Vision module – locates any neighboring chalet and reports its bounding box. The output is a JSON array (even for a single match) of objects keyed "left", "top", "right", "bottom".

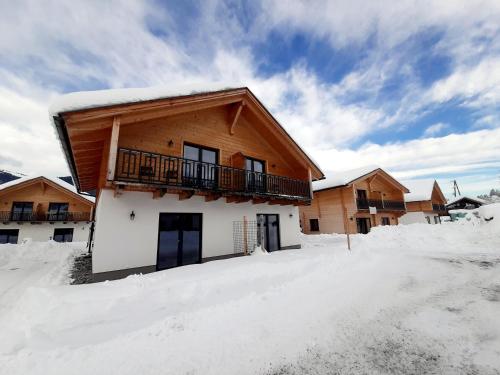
[
  {"left": 0, "top": 176, "right": 94, "bottom": 244},
  {"left": 446, "top": 196, "right": 484, "bottom": 210},
  {"left": 300, "top": 166, "right": 409, "bottom": 234},
  {"left": 50, "top": 85, "right": 324, "bottom": 281},
  {"left": 399, "top": 179, "right": 447, "bottom": 225}
]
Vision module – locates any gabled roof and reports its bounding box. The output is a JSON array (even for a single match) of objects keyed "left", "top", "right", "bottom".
[
  {"left": 0, "top": 176, "right": 95, "bottom": 204},
  {"left": 446, "top": 195, "right": 485, "bottom": 206},
  {"left": 402, "top": 179, "right": 446, "bottom": 203},
  {"left": 50, "top": 85, "right": 325, "bottom": 192},
  {"left": 313, "top": 165, "right": 409, "bottom": 193}
]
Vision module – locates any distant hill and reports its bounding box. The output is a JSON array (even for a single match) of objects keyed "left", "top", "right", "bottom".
[{"left": 0, "top": 170, "right": 25, "bottom": 184}]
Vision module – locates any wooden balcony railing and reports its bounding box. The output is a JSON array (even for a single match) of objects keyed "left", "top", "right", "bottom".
[
  {"left": 432, "top": 203, "right": 447, "bottom": 212},
  {"left": 356, "top": 198, "right": 406, "bottom": 211},
  {"left": 115, "top": 147, "right": 311, "bottom": 200},
  {"left": 0, "top": 211, "right": 91, "bottom": 222}
]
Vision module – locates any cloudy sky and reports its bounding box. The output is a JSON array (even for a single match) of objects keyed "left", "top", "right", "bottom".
[{"left": 1, "top": 0, "right": 499, "bottom": 198}]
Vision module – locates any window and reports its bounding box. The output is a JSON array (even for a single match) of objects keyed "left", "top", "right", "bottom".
[
  {"left": 309, "top": 218, "right": 320, "bottom": 232},
  {"left": 11, "top": 202, "right": 33, "bottom": 221},
  {"left": 245, "top": 157, "right": 266, "bottom": 193},
  {"left": 434, "top": 216, "right": 440, "bottom": 224},
  {"left": 0, "top": 229, "right": 19, "bottom": 244},
  {"left": 381, "top": 217, "right": 390, "bottom": 226},
  {"left": 48, "top": 202, "right": 69, "bottom": 221},
  {"left": 182, "top": 143, "right": 218, "bottom": 188},
  {"left": 53, "top": 228, "right": 74, "bottom": 242}
]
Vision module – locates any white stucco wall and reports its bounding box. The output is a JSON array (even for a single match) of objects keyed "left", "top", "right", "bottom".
[
  {"left": 92, "top": 189, "right": 302, "bottom": 274},
  {"left": 0, "top": 221, "right": 91, "bottom": 243},
  {"left": 400, "top": 211, "right": 440, "bottom": 225}
]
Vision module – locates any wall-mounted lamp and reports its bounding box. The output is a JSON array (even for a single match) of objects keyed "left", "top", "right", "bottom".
[
  {"left": 130, "top": 211, "right": 136, "bottom": 221},
  {"left": 350, "top": 217, "right": 354, "bottom": 221},
  {"left": 168, "top": 139, "right": 174, "bottom": 147},
  {"left": 289, "top": 213, "right": 293, "bottom": 218},
  {"left": 272, "top": 164, "right": 276, "bottom": 168}
]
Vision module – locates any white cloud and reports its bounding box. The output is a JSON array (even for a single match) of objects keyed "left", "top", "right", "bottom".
[
  {"left": 423, "top": 122, "right": 449, "bottom": 137},
  {"left": 311, "top": 128, "right": 500, "bottom": 196},
  {"left": 0, "top": 0, "right": 498, "bottom": 197},
  {"left": 429, "top": 56, "right": 500, "bottom": 106}
]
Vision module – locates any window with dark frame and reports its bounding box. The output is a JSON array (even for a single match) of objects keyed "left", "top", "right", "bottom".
[
  {"left": 309, "top": 218, "right": 320, "bottom": 232},
  {"left": 182, "top": 143, "right": 218, "bottom": 189},
  {"left": 11, "top": 202, "right": 33, "bottom": 221},
  {"left": 53, "top": 228, "right": 74, "bottom": 243},
  {"left": 381, "top": 217, "right": 390, "bottom": 226},
  {"left": 0, "top": 229, "right": 19, "bottom": 244},
  {"left": 48, "top": 202, "right": 69, "bottom": 221}
]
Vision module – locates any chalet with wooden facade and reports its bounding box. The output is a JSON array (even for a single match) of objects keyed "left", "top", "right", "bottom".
[
  {"left": 50, "top": 85, "right": 324, "bottom": 281},
  {"left": 299, "top": 166, "right": 409, "bottom": 234},
  {"left": 400, "top": 179, "right": 447, "bottom": 225},
  {"left": 446, "top": 196, "right": 484, "bottom": 210},
  {"left": 0, "top": 176, "right": 94, "bottom": 244}
]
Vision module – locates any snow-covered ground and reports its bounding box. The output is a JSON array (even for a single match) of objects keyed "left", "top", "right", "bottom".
[{"left": 0, "top": 207, "right": 499, "bottom": 374}]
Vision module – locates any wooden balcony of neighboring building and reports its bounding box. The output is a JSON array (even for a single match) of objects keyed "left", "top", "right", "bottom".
[
  {"left": 114, "top": 147, "right": 311, "bottom": 202},
  {"left": 432, "top": 203, "right": 447, "bottom": 214},
  {"left": 356, "top": 198, "right": 406, "bottom": 211},
  {"left": 0, "top": 211, "right": 92, "bottom": 223}
]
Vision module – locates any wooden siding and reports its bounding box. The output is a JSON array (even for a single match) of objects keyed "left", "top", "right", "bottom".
[
  {"left": 117, "top": 106, "right": 306, "bottom": 180},
  {"left": 406, "top": 182, "right": 447, "bottom": 213},
  {"left": 0, "top": 180, "right": 93, "bottom": 216},
  {"left": 300, "top": 170, "right": 406, "bottom": 234}
]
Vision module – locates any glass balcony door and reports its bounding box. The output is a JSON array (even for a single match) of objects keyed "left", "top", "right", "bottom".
[
  {"left": 183, "top": 144, "right": 218, "bottom": 189},
  {"left": 245, "top": 157, "right": 266, "bottom": 193}
]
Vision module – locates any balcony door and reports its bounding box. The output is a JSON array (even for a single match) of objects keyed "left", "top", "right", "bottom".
[
  {"left": 257, "top": 214, "right": 280, "bottom": 252},
  {"left": 246, "top": 157, "right": 266, "bottom": 193},
  {"left": 11, "top": 202, "right": 33, "bottom": 221},
  {"left": 48, "top": 202, "right": 69, "bottom": 221},
  {"left": 183, "top": 144, "right": 218, "bottom": 189},
  {"left": 157, "top": 213, "right": 202, "bottom": 270},
  {"left": 356, "top": 218, "right": 371, "bottom": 234}
]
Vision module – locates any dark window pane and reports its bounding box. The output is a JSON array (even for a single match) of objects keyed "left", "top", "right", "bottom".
[
  {"left": 310, "top": 219, "right": 320, "bottom": 231},
  {"left": 0, "top": 229, "right": 19, "bottom": 244},
  {"left": 183, "top": 145, "right": 199, "bottom": 161},
  {"left": 253, "top": 161, "right": 264, "bottom": 173},
  {"left": 201, "top": 149, "right": 216, "bottom": 164}
]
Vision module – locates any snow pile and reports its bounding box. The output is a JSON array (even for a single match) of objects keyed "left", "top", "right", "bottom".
[{"left": 0, "top": 225, "right": 499, "bottom": 374}]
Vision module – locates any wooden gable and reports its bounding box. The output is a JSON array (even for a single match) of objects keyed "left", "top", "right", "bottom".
[{"left": 54, "top": 88, "right": 324, "bottom": 193}]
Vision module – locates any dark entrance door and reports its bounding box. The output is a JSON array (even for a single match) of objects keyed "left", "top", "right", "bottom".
[
  {"left": 257, "top": 214, "right": 280, "bottom": 252},
  {"left": 356, "top": 218, "right": 371, "bottom": 234},
  {"left": 157, "top": 213, "right": 202, "bottom": 270}
]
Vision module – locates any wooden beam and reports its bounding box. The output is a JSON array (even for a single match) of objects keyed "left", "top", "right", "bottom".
[
  {"left": 269, "top": 199, "right": 289, "bottom": 205},
  {"left": 229, "top": 101, "right": 244, "bottom": 135},
  {"left": 252, "top": 197, "right": 267, "bottom": 204},
  {"left": 340, "top": 188, "right": 351, "bottom": 250},
  {"left": 178, "top": 191, "right": 194, "bottom": 200},
  {"left": 106, "top": 116, "right": 120, "bottom": 181},
  {"left": 226, "top": 196, "right": 251, "bottom": 204},
  {"left": 205, "top": 193, "right": 222, "bottom": 202},
  {"left": 153, "top": 189, "right": 167, "bottom": 199}
]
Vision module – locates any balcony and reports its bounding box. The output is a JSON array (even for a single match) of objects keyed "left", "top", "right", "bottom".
[
  {"left": 0, "top": 211, "right": 91, "bottom": 222},
  {"left": 115, "top": 148, "right": 311, "bottom": 201},
  {"left": 356, "top": 198, "right": 406, "bottom": 211},
  {"left": 432, "top": 203, "right": 447, "bottom": 213}
]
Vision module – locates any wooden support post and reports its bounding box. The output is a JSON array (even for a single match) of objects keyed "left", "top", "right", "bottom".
[
  {"left": 340, "top": 188, "right": 351, "bottom": 251},
  {"left": 107, "top": 116, "right": 120, "bottom": 181},
  {"left": 179, "top": 191, "right": 194, "bottom": 200},
  {"left": 307, "top": 168, "right": 313, "bottom": 200},
  {"left": 243, "top": 215, "right": 248, "bottom": 255}
]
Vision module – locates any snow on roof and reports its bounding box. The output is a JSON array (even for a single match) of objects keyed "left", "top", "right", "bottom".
[
  {"left": 0, "top": 176, "right": 95, "bottom": 203},
  {"left": 313, "top": 165, "right": 380, "bottom": 191},
  {"left": 401, "top": 179, "right": 436, "bottom": 202},
  {"left": 446, "top": 195, "right": 485, "bottom": 206},
  {"left": 49, "top": 83, "right": 325, "bottom": 179},
  {"left": 49, "top": 82, "right": 244, "bottom": 115}
]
